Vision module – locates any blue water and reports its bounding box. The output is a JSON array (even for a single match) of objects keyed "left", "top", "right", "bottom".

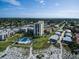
[
  {"left": 21, "top": 37, "right": 29, "bottom": 42},
  {"left": 18, "top": 37, "right": 31, "bottom": 42}
]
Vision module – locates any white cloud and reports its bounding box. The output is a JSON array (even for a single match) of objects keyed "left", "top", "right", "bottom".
[
  {"left": 36, "top": 0, "right": 46, "bottom": 5},
  {"left": 40, "top": 0, "right": 45, "bottom": 5},
  {"left": 40, "top": 0, "right": 44, "bottom": 3},
  {"left": 1, "top": 0, "right": 21, "bottom": 6}
]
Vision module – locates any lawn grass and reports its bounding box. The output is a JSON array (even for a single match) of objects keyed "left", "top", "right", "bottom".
[
  {"left": 33, "top": 31, "right": 55, "bottom": 49},
  {"left": 0, "top": 33, "right": 23, "bottom": 52},
  {"left": 33, "top": 36, "right": 50, "bottom": 49}
]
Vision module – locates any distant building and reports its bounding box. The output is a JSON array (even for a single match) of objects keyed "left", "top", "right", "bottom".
[
  {"left": 0, "top": 29, "right": 15, "bottom": 41},
  {"left": 20, "top": 27, "right": 28, "bottom": 32},
  {"left": 20, "top": 25, "right": 34, "bottom": 35},
  {"left": 13, "top": 28, "right": 20, "bottom": 32},
  {"left": 0, "top": 30, "right": 10, "bottom": 40},
  {"left": 34, "top": 21, "right": 44, "bottom": 36},
  {"left": 0, "top": 32, "right": 7, "bottom": 40}
]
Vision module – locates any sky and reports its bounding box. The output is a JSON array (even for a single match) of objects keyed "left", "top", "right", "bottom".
[{"left": 0, "top": 0, "right": 79, "bottom": 18}]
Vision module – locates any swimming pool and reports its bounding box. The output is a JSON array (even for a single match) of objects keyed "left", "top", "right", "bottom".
[{"left": 17, "top": 37, "right": 31, "bottom": 44}]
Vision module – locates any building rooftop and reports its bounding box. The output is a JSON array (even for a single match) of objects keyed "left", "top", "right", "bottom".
[
  {"left": 65, "top": 33, "right": 72, "bottom": 37},
  {"left": 63, "top": 36, "right": 72, "bottom": 42},
  {"left": 55, "top": 32, "right": 61, "bottom": 36},
  {"left": 65, "top": 29, "right": 71, "bottom": 33},
  {"left": 49, "top": 35, "right": 59, "bottom": 40}
]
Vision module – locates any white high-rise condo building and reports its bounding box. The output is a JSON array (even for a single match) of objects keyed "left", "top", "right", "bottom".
[{"left": 34, "top": 21, "right": 44, "bottom": 36}]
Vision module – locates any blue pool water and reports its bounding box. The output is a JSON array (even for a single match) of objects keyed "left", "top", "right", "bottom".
[
  {"left": 17, "top": 37, "right": 31, "bottom": 42},
  {"left": 21, "top": 37, "right": 30, "bottom": 42}
]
